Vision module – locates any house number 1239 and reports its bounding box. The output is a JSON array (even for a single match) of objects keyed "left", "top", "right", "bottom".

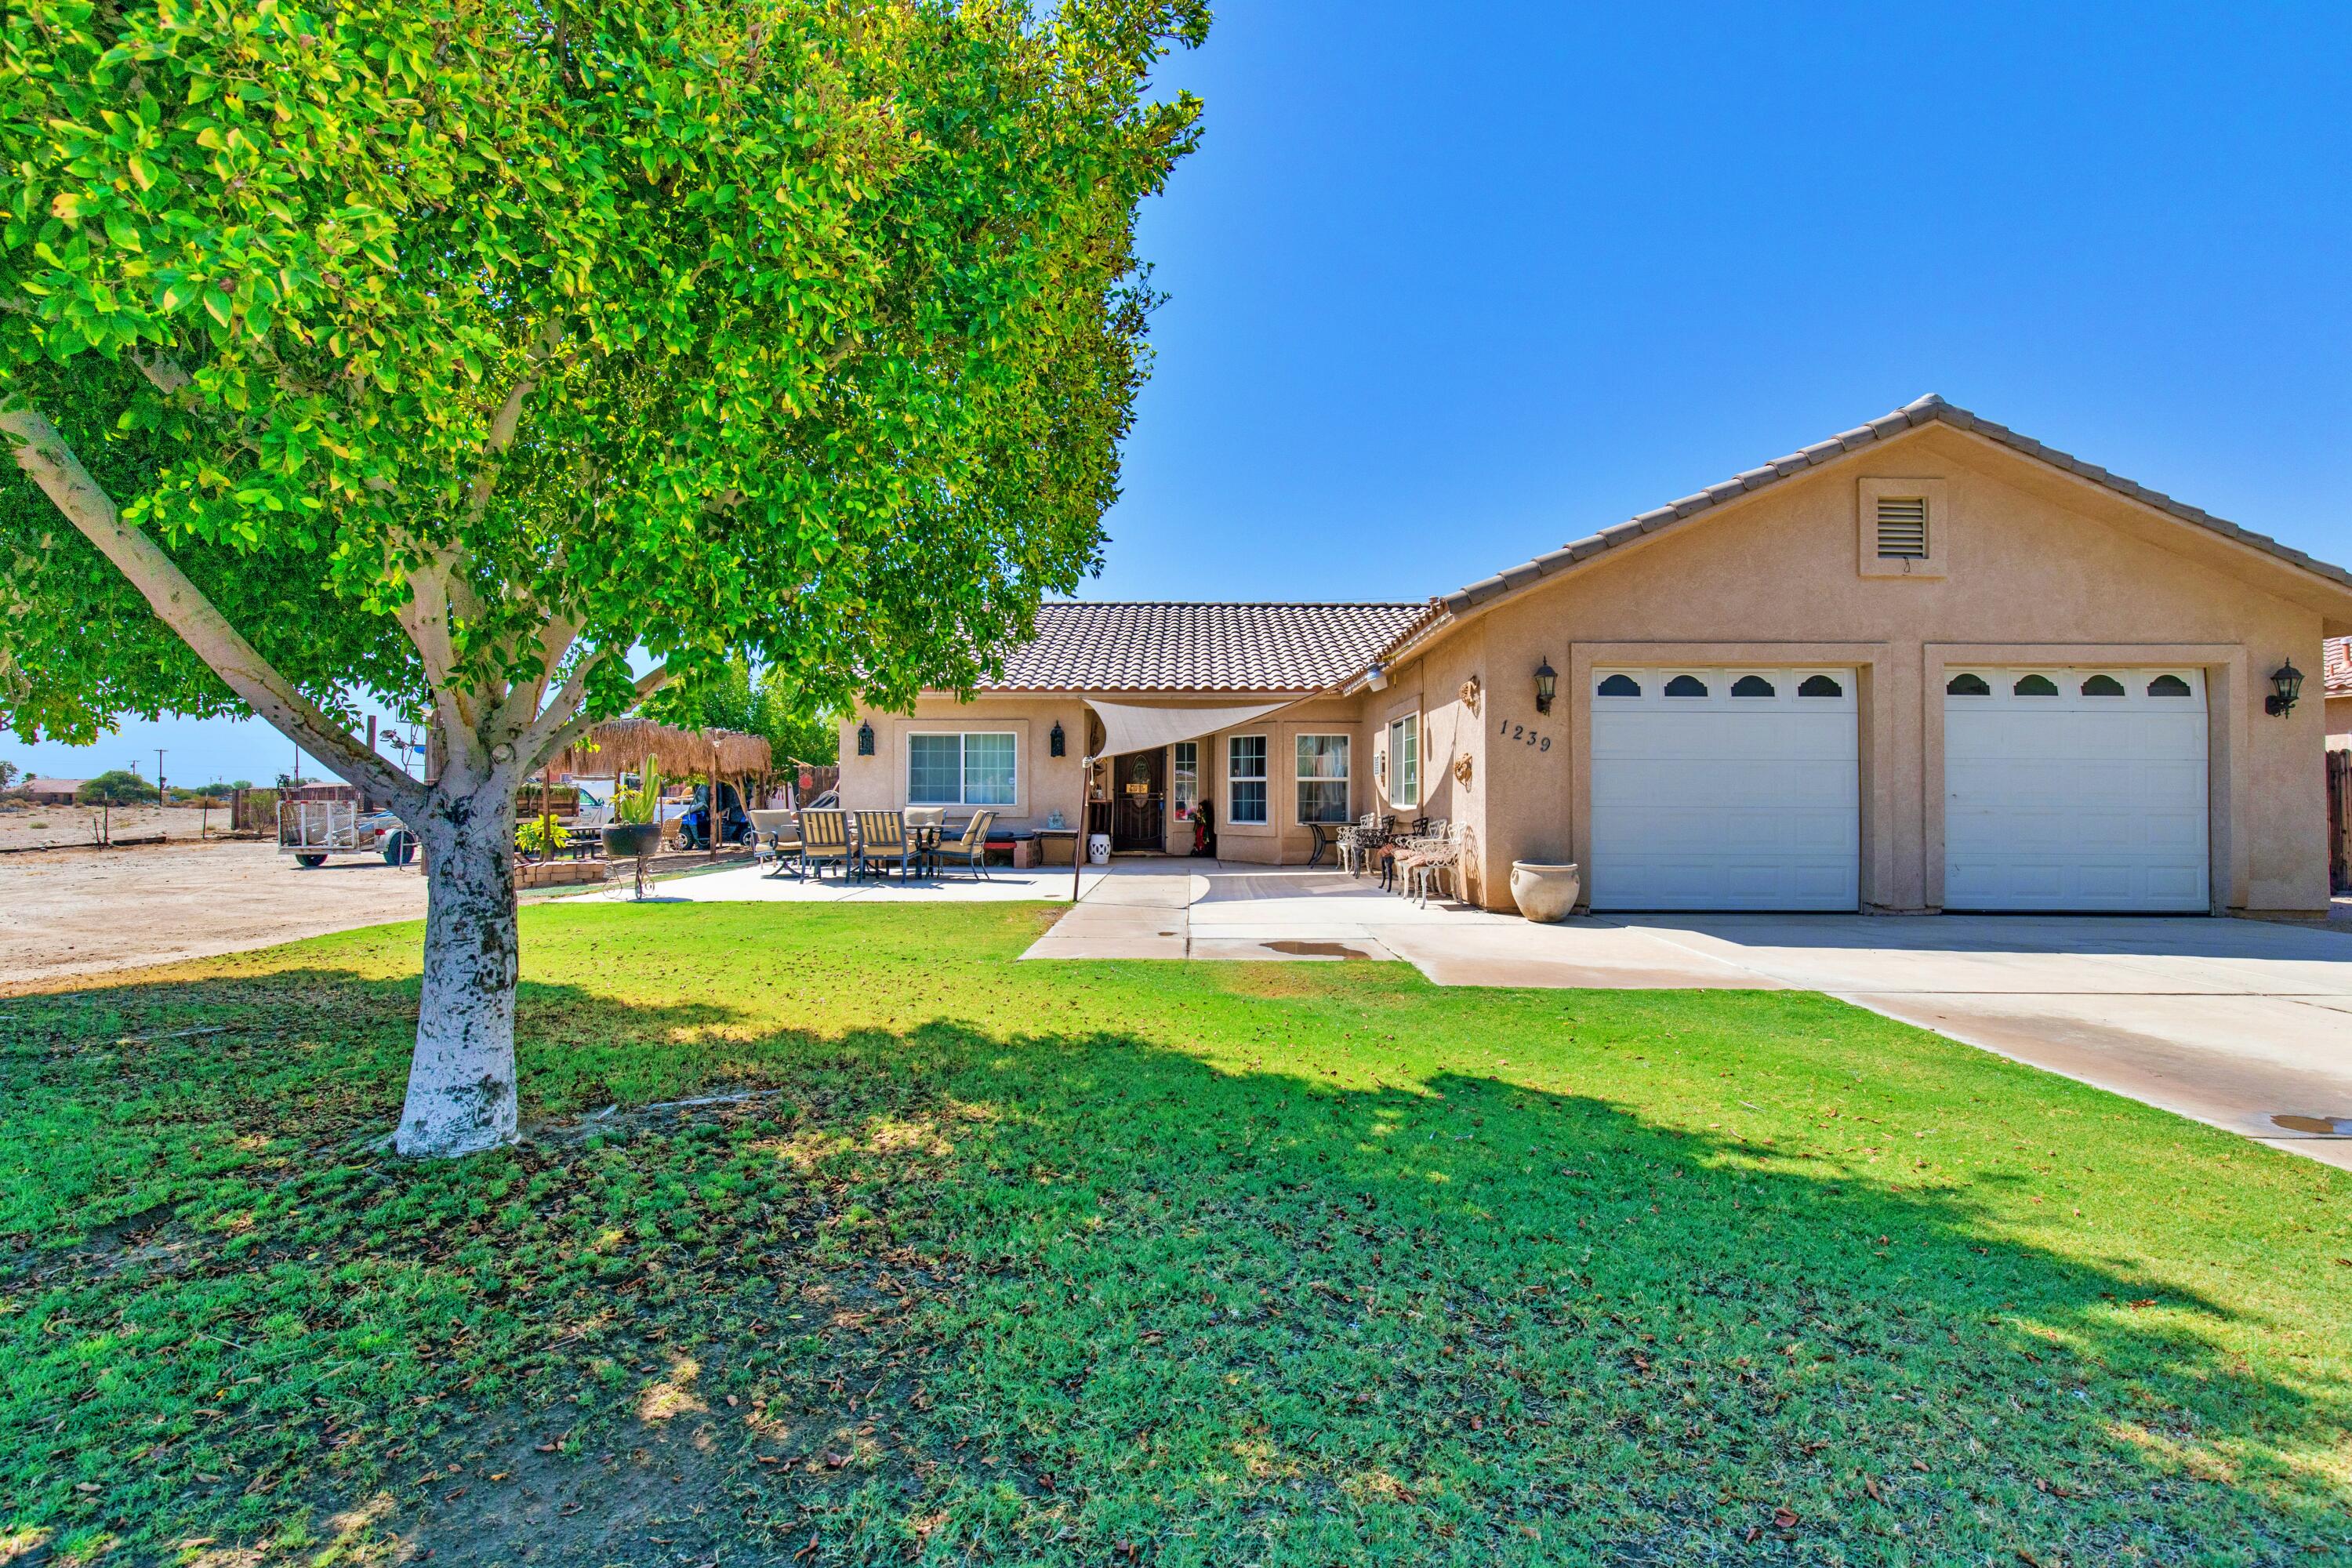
[{"left": 1499, "top": 717, "right": 1552, "bottom": 752}]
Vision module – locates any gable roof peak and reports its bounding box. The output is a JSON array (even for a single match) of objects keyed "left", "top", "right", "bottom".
[{"left": 1434, "top": 395, "right": 2352, "bottom": 619}]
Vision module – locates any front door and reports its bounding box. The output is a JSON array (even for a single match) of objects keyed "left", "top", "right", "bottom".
[{"left": 1110, "top": 748, "right": 1167, "bottom": 851}]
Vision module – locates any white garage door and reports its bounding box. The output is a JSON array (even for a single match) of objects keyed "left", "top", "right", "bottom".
[
  {"left": 1943, "top": 667, "right": 2209, "bottom": 912},
  {"left": 1590, "top": 667, "right": 1859, "bottom": 910}
]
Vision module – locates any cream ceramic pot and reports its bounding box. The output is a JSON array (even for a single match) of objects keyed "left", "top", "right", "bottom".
[{"left": 1509, "top": 861, "right": 1581, "bottom": 922}]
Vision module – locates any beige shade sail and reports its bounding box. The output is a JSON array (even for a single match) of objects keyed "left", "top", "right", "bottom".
[{"left": 1083, "top": 698, "right": 1294, "bottom": 760}]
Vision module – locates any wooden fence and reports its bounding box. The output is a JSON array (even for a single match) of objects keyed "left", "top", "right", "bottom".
[{"left": 2330, "top": 749, "right": 2350, "bottom": 895}]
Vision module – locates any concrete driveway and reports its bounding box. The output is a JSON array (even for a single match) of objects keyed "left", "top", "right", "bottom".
[{"left": 1026, "top": 867, "right": 2352, "bottom": 1167}]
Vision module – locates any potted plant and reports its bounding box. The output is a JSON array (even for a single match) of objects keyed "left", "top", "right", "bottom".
[{"left": 601, "top": 767, "right": 665, "bottom": 862}]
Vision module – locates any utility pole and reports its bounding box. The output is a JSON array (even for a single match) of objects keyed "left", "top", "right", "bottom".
[{"left": 155, "top": 748, "right": 166, "bottom": 809}]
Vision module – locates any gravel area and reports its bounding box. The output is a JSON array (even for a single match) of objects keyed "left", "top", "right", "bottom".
[
  {"left": 0, "top": 837, "right": 427, "bottom": 990},
  {"left": 0, "top": 803, "right": 233, "bottom": 851}
]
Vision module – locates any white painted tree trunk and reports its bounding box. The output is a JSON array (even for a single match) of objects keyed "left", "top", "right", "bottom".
[{"left": 395, "top": 786, "right": 521, "bottom": 1157}]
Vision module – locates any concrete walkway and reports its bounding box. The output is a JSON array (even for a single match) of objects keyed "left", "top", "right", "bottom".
[
  {"left": 561, "top": 861, "right": 1116, "bottom": 905},
  {"left": 1025, "top": 867, "right": 2352, "bottom": 1168}
]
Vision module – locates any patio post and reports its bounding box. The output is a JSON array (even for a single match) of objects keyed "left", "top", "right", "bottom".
[{"left": 1074, "top": 753, "right": 1091, "bottom": 902}]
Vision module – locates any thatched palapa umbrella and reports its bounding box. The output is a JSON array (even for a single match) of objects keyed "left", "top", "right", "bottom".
[{"left": 545, "top": 717, "right": 774, "bottom": 856}]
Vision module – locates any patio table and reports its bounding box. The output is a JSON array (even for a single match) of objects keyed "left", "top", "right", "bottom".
[
  {"left": 852, "top": 821, "right": 942, "bottom": 881},
  {"left": 909, "top": 822, "right": 942, "bottom": 879},
  {"left": 1030, "top": 827, "right": 1080, "bottom": 868}
]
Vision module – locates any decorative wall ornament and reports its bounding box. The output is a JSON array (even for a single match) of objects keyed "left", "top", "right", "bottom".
[
  {"left": 1459, "top": 676, "right": 1481, "bottom": 715},
  {"left": 1452, "top": 753, "right": 1473, "bottom": 787},
  {"left": 855, "top": 721, "right": 875, "bottom": 757}
]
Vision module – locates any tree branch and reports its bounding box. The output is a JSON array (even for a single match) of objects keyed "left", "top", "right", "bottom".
[
  {"left": 4, "top": 407, "right": 424, "bottom": 815},
  {"left": 466, "top": 321, "right": 564, "bottom": 521}
]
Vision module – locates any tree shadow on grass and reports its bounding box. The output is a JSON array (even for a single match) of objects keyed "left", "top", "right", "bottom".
[{"left": 3, "top": 972, "right": 2348, "bottom": 1566}]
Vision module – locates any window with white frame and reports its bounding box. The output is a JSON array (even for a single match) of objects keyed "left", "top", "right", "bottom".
[
  {"left": 906, "top": 731, "right": 1017, "bottom": 807},
  {"left": 1172, "top": 741, "right": 1200, "bottom": 819},
  {"left": 1385, "top": 713, "right": 1419, "bottom": 808},
  {"left": 1228, "top": 735, "right": 1268, "bottom": 825},
  {"left": 1296, "top": 734, "right": 1351, "bottom": 823}
]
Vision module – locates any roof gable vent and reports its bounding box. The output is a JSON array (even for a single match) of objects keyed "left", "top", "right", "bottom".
[{"left": 1875, "top": 495, "right": 1929, "bottom": 558}]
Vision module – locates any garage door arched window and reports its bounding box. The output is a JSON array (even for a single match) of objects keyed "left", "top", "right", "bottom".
[
  {"left": 1663, "top": 674, "right": 1708, "bottom": 698},
  {"left": 2147, "top": 673, "right": 2193, "bottom": 697},
  {"left": 1946, "top": 672, "right": 1991, "bottom": 696},
  {"left": 2080, "top": 673, "right": 2126, "bottom": 697},
  {"left": 1798, "top": 674, "right": 1843, "bottom": 698},
  {"left": 1730, "top": 675, "right": 1776, "bottom": 698},
  {"left": 2012, "top": 673, "right": 2060, "bottom": 697},
  {"left": 1595, "top": 673, "right": 1641, "bottom": 697}
]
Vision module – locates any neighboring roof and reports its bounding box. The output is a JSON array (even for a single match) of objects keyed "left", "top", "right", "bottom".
[
  {"left": 1440, "top": 394, "right": 2352, "bottom": 618},
  {"left": 21, "top": 776, "right": 85, "bottom": 791},
  {"left": 976, "top": 601, "right": 1437, "bottom": 693},
  {"left": 2326, "top": 636, "right": 2350, "bottom": 699}
]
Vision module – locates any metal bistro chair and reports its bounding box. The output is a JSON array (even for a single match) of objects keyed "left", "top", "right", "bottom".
[
  {"left": 1382, "top": 817, "right": 1444, "bottom": 894},
  {"left": 1341, "top": 811, "right": 1393, "bottom": 877},
  {"left": 797, "top": 808, "right": 854, "bottom": 880},
  {"left": 853, "top": 810, "right": 916, "bottom": 882},
  {"left": 1406, "top": 822, "right": 1469, "bottom": 907},
  {"left": 748, "top": 808, "right": 800, "bottom": 877}
]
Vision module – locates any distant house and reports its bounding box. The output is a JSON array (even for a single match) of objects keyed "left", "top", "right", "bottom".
[{"left": 21, "top": 777, "right": 83, "bottom": 806}]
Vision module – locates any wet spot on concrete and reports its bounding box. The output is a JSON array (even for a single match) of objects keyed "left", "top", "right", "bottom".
[
  {"left": 1262, "top": 940, "right": 1370, "bottom": 960},
  {"left": 2267, "top": 1113, "right": 2351, "bottom": 1135}
]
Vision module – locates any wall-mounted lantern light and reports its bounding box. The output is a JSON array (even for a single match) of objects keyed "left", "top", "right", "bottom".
[
  {"left": 1365, "top": 659, "right": 1388, "bottom": 692},
  {"left": 1049, "top": 720, "right": 1066, "bottom": 757},
  {"left": 2266, "top": 661, "right": 2304, "bottom": 717},
  {"left": 1534, "top": 658, "right": 1558, "bottom": 714},
  {"left": 856, "top": 720, "right": 876, "bottom": 756}
]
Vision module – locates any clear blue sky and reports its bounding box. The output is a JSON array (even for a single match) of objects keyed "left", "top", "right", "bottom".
[{"left": 10, "top": 0, "right": 2347, "bottom": 784}]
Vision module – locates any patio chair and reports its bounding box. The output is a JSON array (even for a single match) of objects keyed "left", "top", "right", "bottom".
[
  {"left": 797, "top": 808, "right": 854, "bottom": 880},
  {"left": 854, "top": 809, "right": 916, "bottom": 881},
  {"left": 748, "top": 809, "right": 800, "bottom": 877},
  {"left": 1341, "top": 812, "right": 1394, "bottom": 877},
  {"left": 937, "top": 809, "right": 997, "bottom": 880},
  {"left": 1406, "top": 822, "right": 1469, "bottom": 907},
  {"left": 1383, "top": 818, "right": 1447, "bottom": 894}
]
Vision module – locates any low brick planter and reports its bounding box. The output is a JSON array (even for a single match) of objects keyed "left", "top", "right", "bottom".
[{"left": 516, "top": 858, "right": 609, "bottom": 890}]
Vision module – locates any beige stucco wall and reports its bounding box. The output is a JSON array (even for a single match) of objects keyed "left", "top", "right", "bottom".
[
  {"left": 2328, "top": 692, "right": 2352, "bottom": 747},
  {"left": 837, "top": 695, "right": 1092, "bottom": 842},
  {"left": 1447, "top": 422, "right": 2338, "bottom": 914},
  {"left": 838, "top": 691, "right": 1377, "bottom": 865}
]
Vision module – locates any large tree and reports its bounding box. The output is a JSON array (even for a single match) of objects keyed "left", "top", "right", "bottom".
[{"left": 1, "top": 0, "right": 1204, "bottom": 1155}]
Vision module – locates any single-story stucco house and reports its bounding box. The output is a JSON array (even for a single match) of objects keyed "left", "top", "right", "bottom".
[
  {"left": 20, "top": 776, "right": 84, "bottom": 806},
  {"left": 842, "top": 396, "right": 2352, "bottom": 916}
]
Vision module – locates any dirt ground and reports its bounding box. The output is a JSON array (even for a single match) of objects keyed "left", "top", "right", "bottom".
[
  {"left": 0, "top": 802, "right": 230, "bottom": 851},
  {"left": 0, "top": 837, "right": 428, "bottom": 990}
]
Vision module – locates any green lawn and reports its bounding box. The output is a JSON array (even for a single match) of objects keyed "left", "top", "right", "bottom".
[{"left": 3, "top": 902, "right": 2347, "bottom": 1566}]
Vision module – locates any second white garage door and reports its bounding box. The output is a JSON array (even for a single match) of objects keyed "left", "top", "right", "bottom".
[
  {"left": 1943, "top": 667, "right": 2209, "bottom": 912},
  {"left": 1590, "top": 666, "right": 1859, "bottom": 910}
]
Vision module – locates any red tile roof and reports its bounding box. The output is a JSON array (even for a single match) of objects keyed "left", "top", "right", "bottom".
[
  {"left": 975, "top": 601, "right": 1436, "bottom": 694},
  {"left": 2326, "top": 636, "right": 2350, "bottom": 698}
]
